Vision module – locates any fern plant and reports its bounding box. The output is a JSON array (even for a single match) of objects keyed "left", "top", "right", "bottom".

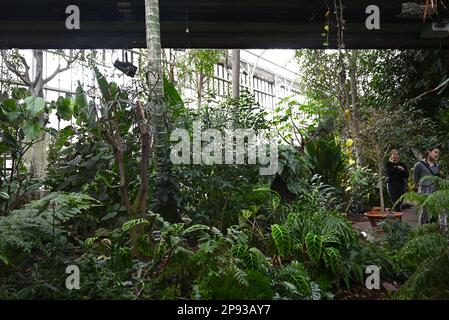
[
  {"left": 394, "top": 225, "right": 449, "bottom": 299},
  {"left": 0, "top": 192, "right": 99, "bottom": 264},
  {"left": 396, "top": 232, "right": 447, "bottom": 273}
]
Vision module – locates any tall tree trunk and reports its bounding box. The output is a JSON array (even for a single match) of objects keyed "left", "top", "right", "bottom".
[
  {"left": 348, "top": 52, "right": 365, "bottom": 167},
  {"left": 374, "top": 144, "right": 386, "bottom": 214},
  {"left": 197, "top": 73, "right": 204, "bottom": 111},
  {"left": 25, "top": 50, "right": 48, "bottom": 179},
  {"left": 232, "top": 49, "right": 241, "bottom": 100},
  {"left": 145, "top": 0, "right": 180, "bottom": 223},
  {"left": 378, "top": 156, "right": 385, "bottom": 214}
]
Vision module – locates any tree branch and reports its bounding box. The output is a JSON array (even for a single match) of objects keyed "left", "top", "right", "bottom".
[
  {"left": 43, "top": 51, "right": 81, "bottom": 84},
  {"left": 0, "top": 50, "right": 31, "bottom": 85}
]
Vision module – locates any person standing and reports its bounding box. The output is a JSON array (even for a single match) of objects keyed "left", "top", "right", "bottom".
[
  {"left": 385, "top": 149, "right": 408, "bottom": 212},
  {"left": 413, "top": 146, "right": 447, "bottom": 230}
]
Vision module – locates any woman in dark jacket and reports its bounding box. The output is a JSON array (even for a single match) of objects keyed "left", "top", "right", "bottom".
[{"left": 385, "top": 149, "right": 409, "bottom": 212}]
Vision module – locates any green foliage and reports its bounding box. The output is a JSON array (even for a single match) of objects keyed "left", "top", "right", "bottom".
[
  {"left": 93, "top": 66, "right": 113, "bottom": 101},
  {"left": 176, "top": 49, "right": 225, "bottom": 91},
  {"left": 340, "top": 242, "right": 395, "bottom": 288},
  {"left": 397, "top": 247, "right": 449, "bottom": 299},
  {"left": 297, "top": 175, "right": 344, "bottom": 213},
  {"left": 305, "top": 232, "right": 323, "bottom": 263},
  {"left": 344, "top": 165, "right": 378, "bottom": 215},
  {"left": 394, "top": 224, "right": 449, "bottom": 299},
  {"left": 24, "top": 96, "right": 45, "bottom": 117},
  {"left": 272, "top": 145, "right": 311, "bottom": 199},
  {"left": 0, "top": 91, "right": 53, "bottom": 214},
  {"left": 7, "top": 48, "right": 449, "bottom": 300},
  {"left": 396, "top": 232, "right": 447, "bottom": 273},
  {"left": 275, "top": 261, "right": 331, "bottom": 300},
  {"left": 273, "top": 204, "right": 366, "bottom": 289},
  {"left": 323, "top": 247, "right": 341, "bottom": 275},
  {"left": 304, "top": 135, "right": 346, "bottom": 188},
  {"left": 122, "top": 218, "right": 151, "bottom": 232},
  {"left": 271, "top": 224, "right": 292, "bottom": 257},
  {"left": 173, "top": 92, "right": 268, "bottom": 229},
  {"left": 401, "top": 176, "right": 449, "bottom": 223},
  {"left": 0, "top": 192, "right": 99, "bottom": 262},
  {"left": 163, "top": 74, "right": 184, "bottom": 109},
  {"left": 375, "top": 217, "right": 412, "bottom": 251},
  {"left": 197, "top": 269, "right": 274, "bottom": 300}
]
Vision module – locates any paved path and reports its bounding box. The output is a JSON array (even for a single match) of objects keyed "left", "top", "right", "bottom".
[{"left": 351, "top": 207, "right": 418, "bottom": 238}]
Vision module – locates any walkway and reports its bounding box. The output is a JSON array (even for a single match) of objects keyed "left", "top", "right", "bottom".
[{"left": 351, "top": 207, "right": 418, "bottom": 237}]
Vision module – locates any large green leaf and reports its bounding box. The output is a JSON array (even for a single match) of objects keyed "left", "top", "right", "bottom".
[
  {"left": 53, "top": 125, "right": 75, "bottom": 152},
  {"left": 304, "top": 135, "right": 345, "bottom": 187},
  {"left": 323, "top": 247, "right": 341, "bottom": 274},
  {"left": 271, "top": 224, "right": 292, "bottom": 257},
  {"left": 122, "top": 218, "right": 150, "bottom": 232},
  {"left": 24, "top": 96, "right": 45, "bottom": 117},
  {"left": 0, "top": 253, "right": 9, "bottom": 265},
  {"left": 305, "top": 232, "right": 323, "bottom": 263},
  {"left": 244, "top": 247, "right": 265, "bottom": 271},
  {"left": 1, "top": 99, "right": 21, "bottom": 121},
  {"left": 231, "top": 244, "right": 249, "bottom": 259},
  {"left": 93, "top": 66, "right": 112, "bottom": 101},
  {"left": 22, "top": 120, "right": 42, "bottom": 140},
  {"left": 75, "top": 81, "right": 88, "bottom": 110},
  {"left": 163, "top": 74, "right": 184, "bottom": 108},
  {"left": 0, "top": 191, "right": 10, "bottom": 200},
  {"left": 183, "top": 224, "right": 210, "bottom": 235},
  {"left": 56, "top": 96, "right": 73, "bottom": 121},
  {"left": 11, "top": 87, "right": 29, "bottom": 100},
  {"left": 290, "top": 274, "right": 311, "bottom": 296}
]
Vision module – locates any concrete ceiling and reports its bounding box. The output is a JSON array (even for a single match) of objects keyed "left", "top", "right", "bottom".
[{"left": 1, "top": 0, "right": 449, "bottom": 49}]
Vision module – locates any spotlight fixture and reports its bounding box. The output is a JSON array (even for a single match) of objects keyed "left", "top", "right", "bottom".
[{"left": 114, "top": 52, "right": 137, "bottom": 77}]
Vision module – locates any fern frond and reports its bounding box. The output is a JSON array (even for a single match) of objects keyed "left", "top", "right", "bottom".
[
  {"left": 397, "top": 233, "right": 446, "bottom": 272},
  {"left": 232, "top": 265, "right": 249, "bottom": 287},
  {"left": 309, "top": 281, "right": 322, "bottom": 300},
  {"left": 0, "top": 192, "right": 98, "bottom": 256},
  {"left": 401, "top": 248, "right": 449, "bottom": 298}
]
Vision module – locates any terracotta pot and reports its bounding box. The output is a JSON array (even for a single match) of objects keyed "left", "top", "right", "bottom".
[{"left": 363, "top": 210, "right": 403, "bottom": 228}]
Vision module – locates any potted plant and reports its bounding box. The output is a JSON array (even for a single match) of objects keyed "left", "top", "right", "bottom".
[{"left": 358, "top": 107, "right": 428, "bottom": 226}]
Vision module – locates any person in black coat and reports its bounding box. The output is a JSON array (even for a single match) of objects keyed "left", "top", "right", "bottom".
[{"left": 385, "top": 149, "right": 409, "bottom": 212}]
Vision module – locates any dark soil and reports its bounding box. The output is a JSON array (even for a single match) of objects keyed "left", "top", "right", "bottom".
[{"left": 333, "top": 286, "right": 389, "bottom": 300}]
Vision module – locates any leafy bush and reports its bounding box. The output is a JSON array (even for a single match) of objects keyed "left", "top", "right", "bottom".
[
  {"left": 375, "top": 217, "right": 412, "bottom": 251},
  {"left": 304, "top": 135, "right": 346, "bottom": 188},
  {"left": 344, "top": 165, "right": 379, "bottom": 215},
  {"left": 396, "top": 232, "right": 447, "bottom": 274},
  {"left": 0, "top": 192, "right": 99, "bottom": 264},
  {"left": 275, "top": 261, "right": 325, "bottom": 300},
  {"left": 196, "top": 269, "right": 274, "bottom": 300},
  {"left": 394, "top": 226, "right": 449, "bottom": 299}
]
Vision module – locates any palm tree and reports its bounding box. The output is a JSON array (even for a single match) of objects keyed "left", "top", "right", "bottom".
[{"left": 145, "top": 0, "right": 180, "bottom": 223}]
